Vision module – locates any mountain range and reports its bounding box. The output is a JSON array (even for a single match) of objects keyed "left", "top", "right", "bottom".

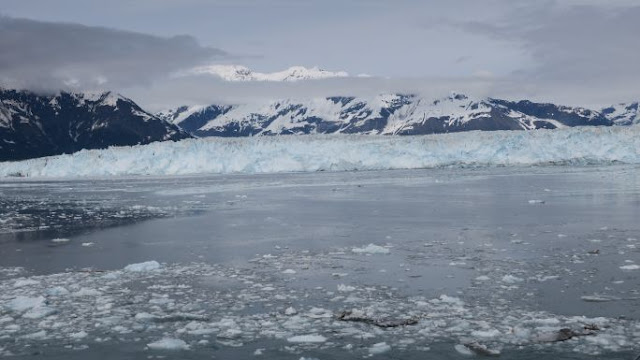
[
  {"left": 0, "top": 89, "right": 188, "bottom": 161},
  {"left": 156, "top": 93, "right": 635, "bottom": 137},
  {"left": 1, "top": 87, "right": 638, "bottom": 161}
]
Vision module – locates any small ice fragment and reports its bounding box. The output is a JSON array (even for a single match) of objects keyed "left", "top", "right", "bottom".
[
  {"left": 218, "top": 328, "right": 243, "bottom": 339},
  {"left": 124, "top": 260, "right": 160, "bottom": 272},
  {"left": 46, "top": 286, "right": 70, "bottom": 296},
  {"left": 351, "top": 244, "right": 390, "bottom": 254},
  {"left": 81, "top": 242, "right": 94, "bottom": 247},
  {"left": 6, "top": 296, "right": 45, "bottom": 313},
  {"left": 619, "top": 264, "right": 640, "bottom": 270},
  {"left": 581, "top": 295, "right": 619, "bottom": 302},
  {"left": 369, "top": 342, "right": 391, "bottom": 355},
  {"left": 284, "top": 307, "right": 297, "bottom": 316},
  {"left": 22, "top": 330, "right": 47, "bottom": 340},
  {"left": 254, "top": 348, "right": 264, "bottom": 356},
  {"left": 14, "top": 278, "right": 39, "bottom": 287},
  {"left": 134, "top": 312, "right": 155, "bottom": 322},
  {"left": 475, "top": 275, "right": 490, "bottom": 282},
  {"left": 51, "top": 238, "right": 70, "bottom": 243},
  {"left": 23, "top": 306, "right": 57, "bottom": 319},
  {"left": 287, "top": 334, "right": 327, "bottom": 343},
  {"left": 471, "top": 329, "right": 501, "bottom": 338},
  {"left": 454, "top": 344, "right": 473, "bottom": 355},
  {"left": 147, "top": 338, "right": 190, "bottom": 351},
  {"left": 70, "top": 331, "right": 88, "bottom": 340},
  {"left": 282, "top": 269, "right": 296, "bottom": 274},
  {"left": 337, "top": 284, "right": 356, "bottom": 292},
  {"left": 528, "top": 200, "right": 545, "bottom": 204},
  {"left": 501, "top": 275, "right": 524, "bottom": 283},
  {"left": 72, "top": 288, "right": 102, "bottom": 297}
]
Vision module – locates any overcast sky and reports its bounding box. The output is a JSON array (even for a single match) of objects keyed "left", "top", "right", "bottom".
[{"left": 1, "top": 0, "right": 639, "bottom": 110}]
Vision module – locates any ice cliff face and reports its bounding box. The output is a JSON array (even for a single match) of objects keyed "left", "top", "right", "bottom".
[
  {"left": 158, "top": 93, "right": 613, "bottom": 137},
  {"left": 0, "top": 89, "right": 190, "bottom": 161},
  {"left": 2, "top": 125, "right": 639, "bottom": 178}
]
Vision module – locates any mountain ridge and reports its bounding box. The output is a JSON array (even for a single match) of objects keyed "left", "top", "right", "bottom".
[
  {"left": 157, "top": 92, "right": 626, "bottom": 137},
  {"left": 0, "top": 88, "right": 190, "bottom": 161}
]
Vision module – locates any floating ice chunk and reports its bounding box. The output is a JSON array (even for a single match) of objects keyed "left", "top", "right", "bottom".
[
  {"left": 306, "top": 307, "right": 333, "bottom": 319},
  {"left": 134, "top": 312, "right": 155, "bottom": 322},
  {"left": 285, "top": 307, "right": 297, "bottom": 316},
  {"left": 14, "top": 278, "right": 39, "bottom": 287},
  {"left": 475, "top": 275, "right": 490, "bottom": 281},
  {"left": 282, "top": 269, "right": 296, "bottom": 274},
  {"left": 81, "top": 242, "right": 94, "bottom": 247},
  {"left": 254, "top": 348, "right": 264, "bottom": 355},
  {"left": 436, "top": 294, "right": 465, "bottom": 306},
  {"left": 46, "top": 286, "right": 70, "bottom": 296},
  {"left": 454, "top": 344, "right": 474, "bottom": 355},
  {"left": 471, "top": 329, "right": 501, "bottom": 338},
  {"left": 462, "top": 342, "right": 501, "bottom": 356},
  {"left": 528, "top": 200, "right": 545, "bottom": 204},
  {"left": 218, "top": 328, "right": 243, "bottom": 339},
  {"left": 124, "top": 260, "right": 161, "bottom": 272},
  {"left": 581, "top": 295, "right": 619, "bottom": 302},
  {"left": 23, "top": 306, "right": 57, "bottom": 319},
  {"left": 501, "top": 275, "right": 524, "bottom": 283},
  {"left": 51, "top": 238, "right": 70, "bottom": 243},
  {"left": 526, "top": 317, "right": 560, "bottom": 326},
  {"left": 287, "top": 334, "right": 327, "bottom": 343},
  {"left": 337, "top": 284, "right": 356, "bottom": 292},
  {"left": 351, "top": 244, "right": 390, "bottom": 254},
  {"left": 70, "top": 331, "right": 88, "bottom": 340},
  {"left": 147, "top": 338, "right": 190, "bottom": 351},
  {"left": 368, "top": 342, "right": 391, "bottom": 355},
  {"left": 619, "top": 264, "right": 640, "bottom": 270},
  {"left": 21, "top": 330, "right": 47, "bottom": 340},
  {"left": 6, "top": 296, "right": 45, "bottom": 313},
  {"left": 72, "top": 287, "right": 102, "bottom": 297}
]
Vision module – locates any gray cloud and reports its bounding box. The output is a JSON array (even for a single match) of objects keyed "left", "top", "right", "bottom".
[
  {"left": 0, "top": 16, "right": 226, "bottom": 91},
  {"left": 456, "top": 2, "right": 640, "bottom": 106}
]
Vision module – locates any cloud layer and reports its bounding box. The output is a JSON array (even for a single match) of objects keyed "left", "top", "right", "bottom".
[{"left": 0, "top": 16, "right": 225, "bottom": 91}]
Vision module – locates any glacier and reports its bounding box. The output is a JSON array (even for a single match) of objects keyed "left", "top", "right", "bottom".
[{"left": 1, "top": 125, "right": 639, "bottom": 178}]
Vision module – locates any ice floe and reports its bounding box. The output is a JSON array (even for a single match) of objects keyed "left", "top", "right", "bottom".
[
  {"left": 351, "top": 244, "right": 390, "bottom": 254},
  {"left": 124, "top": 260, "right": 161, "bottom": 272}
]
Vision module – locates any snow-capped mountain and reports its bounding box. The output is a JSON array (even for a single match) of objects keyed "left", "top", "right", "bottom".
[
  {"left": 187, "top": 64, "right": 350, "bottom": 82},
  {"left": 157, "top": 93, "right": 612, "bottom": 137},
  {"left": 0, "top": 89, "right": 190, "bottom": 161},
  {"left": 600, "top": 102, "right": 640, "bottom": 125}
]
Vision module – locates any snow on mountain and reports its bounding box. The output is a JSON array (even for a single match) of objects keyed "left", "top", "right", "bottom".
[
  {"left": 1, "top": 125, "right": 638, "bottom": 178},
  {"left": 601, "top": 102, "right": 640, "bottom": 125},
  {"left": 187, "top": 64, "right": 350, "bottom": 82},
  {"left": 158, "top": 92, "right": 612, "bottom": 137},
  {"left": 0, "top": 89, "right": 190, "bottom": 161}
]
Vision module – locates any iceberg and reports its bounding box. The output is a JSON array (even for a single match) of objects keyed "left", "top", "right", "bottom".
[{"left": 1, "top": 126, "right": 639, "bottom": 178}]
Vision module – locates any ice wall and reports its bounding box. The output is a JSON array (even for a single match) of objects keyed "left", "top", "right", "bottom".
[{"left": 1, "top": 126, "right": 638, "bottom": 178}]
